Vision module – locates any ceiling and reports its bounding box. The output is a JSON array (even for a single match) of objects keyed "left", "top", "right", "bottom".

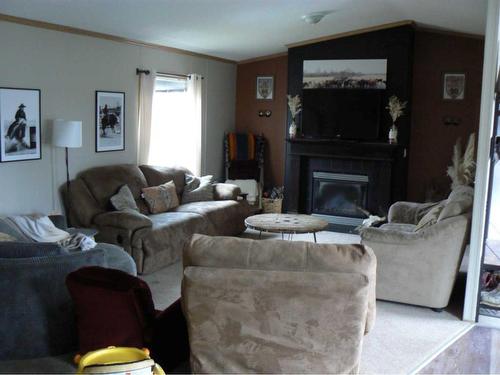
[{"left": 0, "top": 0, "right": 487, "bottom": 62}]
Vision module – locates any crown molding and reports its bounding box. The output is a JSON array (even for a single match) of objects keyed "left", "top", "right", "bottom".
[
  {"left": 0, "top": 13, "right": 236, "bottom": 64},
  {"left": 238, "top": 51, "right": 288, "bottom": 65},
  {"left": 286, "top": 20, "right": 416, "bottom": 48}
]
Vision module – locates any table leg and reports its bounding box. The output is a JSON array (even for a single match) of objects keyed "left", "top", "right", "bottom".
[
  {"left": 313, "top": 232, "right": 317, "bottom": 243},
  {"left": 259, "top": 231, "right": 262, "bottom": 239},
  {"left": 281, "top": 232, "right": 284, "bottom": 240}
]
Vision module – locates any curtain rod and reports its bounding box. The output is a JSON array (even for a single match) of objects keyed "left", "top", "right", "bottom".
[{"left": 136, "top": 68, "right": 203, "bottom": 79}]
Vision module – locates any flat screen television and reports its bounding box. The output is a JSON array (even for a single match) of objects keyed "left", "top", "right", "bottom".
[{"left": 301, "top": 89, "right": 383, "bottom": 140}]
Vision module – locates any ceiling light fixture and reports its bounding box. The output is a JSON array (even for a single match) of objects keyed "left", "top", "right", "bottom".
[{"left": 301, "top": 11, "right": 333, "bottom": 25}]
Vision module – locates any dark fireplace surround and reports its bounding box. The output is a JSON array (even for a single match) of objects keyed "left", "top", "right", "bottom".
[
  {"left": 283, "top": 25, "right": 414, "bottom": 230},
  {"left": 284, "top": 139, "right": 405, "bottom": 229}
]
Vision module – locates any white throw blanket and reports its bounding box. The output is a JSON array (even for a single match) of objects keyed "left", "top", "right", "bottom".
[
  {"left": 225, "top": 179, "right": 260, "bottom": 205},
  {"left": 7, "top": 215, "right": 96, "bottom": 251}
]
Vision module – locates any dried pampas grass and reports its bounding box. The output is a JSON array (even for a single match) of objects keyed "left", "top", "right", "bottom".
[{"left": 447, "top": 133, "right": 476, "bottom": 189}]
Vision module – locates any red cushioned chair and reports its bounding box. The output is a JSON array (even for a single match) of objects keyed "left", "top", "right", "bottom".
[{"left": 66, "top": 266, "right": 189, "bottom": 372}]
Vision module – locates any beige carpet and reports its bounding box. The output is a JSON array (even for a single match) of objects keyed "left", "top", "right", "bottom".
[{"left": 141, "top": 229, "right": 472, "bottom": 374}]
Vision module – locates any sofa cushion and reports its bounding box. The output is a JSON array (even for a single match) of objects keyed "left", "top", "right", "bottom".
[
  {"left": 79, "top": 165, "right": 148, "bottom": 209},
  {"left": 139, "top": 212, "right": 212, "bottom": 273},
  {"left": 142, "top": 181, "right": 180, "bottom": 214},
  {"left": 66, "top": 266, "right": 156, "bottom": 355},
  {"left": 438, "top": 185, "right": 474, "bottom": 222},
  {"left": 139, "top": 165, "right": 190, "bottom": 197},
  {"left": 0, "top": 250, "right": 107, "bottom": 360},
  {"left": 0, "top": 242, "right": 66, "bottom": 258},
  {"left": 174, "top": 201, "right": 251, "bottom": 236},
  {"left": 110, "top": 185, "right": 139, "bottom": 212},
  {"left": 181, "top": 175, "right": 214, "bottom": 204},
  {"left": 379, "top": 223, "right": 417, "bottom": 233}
]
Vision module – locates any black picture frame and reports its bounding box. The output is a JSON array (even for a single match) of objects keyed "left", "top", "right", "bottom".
[
  {"left": 0, "top": 87, "right": 41, "bottom": 163},
  {"left": 95, "top": 90, "right": 125, "bottom": 152},
  {"left": 443, "top": 72, "right": 466, "bottom": 101},
  {"left": 256, "top": 76, "right": 274, "bottom": 100}
]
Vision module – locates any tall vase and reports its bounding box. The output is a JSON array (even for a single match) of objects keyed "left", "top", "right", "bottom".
[
  {"left": 388, "top": 122, "right": 398, "bottom": 144},
  {"left": 289, "top": 119, "right": 297, "bottom": 139}
]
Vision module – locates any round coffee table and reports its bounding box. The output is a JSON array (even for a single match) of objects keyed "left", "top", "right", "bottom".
[{"left": 245, "top": 213, "right": 328, "bottom": 243}]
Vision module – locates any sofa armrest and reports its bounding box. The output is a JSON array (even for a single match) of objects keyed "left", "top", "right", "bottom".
[
  {"left": 93, "top": 210, "right": 152, "bottom": 231},
  {"left": 388, "top": 201, "right": 439, "bottom": 224},
  {"left": 214, "top": 183, "right": 241, "bottom": 201}
]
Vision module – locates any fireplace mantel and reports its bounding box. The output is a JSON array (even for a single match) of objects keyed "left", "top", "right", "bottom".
[{"left": 283, "top": 137, "right": 408, "bottom": 225}]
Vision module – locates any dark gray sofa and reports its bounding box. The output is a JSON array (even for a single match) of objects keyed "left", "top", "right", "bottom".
[
  {"left": 0, "top": 217, "right": 136, "bottom": 372},
  {"left": 67, "top": 164, "right": 256, "bottom": 274}
]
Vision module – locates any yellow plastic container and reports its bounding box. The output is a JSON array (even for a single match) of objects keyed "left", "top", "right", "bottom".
[{"left": 76, "top": 346, "right": 165, "bottom": 374}]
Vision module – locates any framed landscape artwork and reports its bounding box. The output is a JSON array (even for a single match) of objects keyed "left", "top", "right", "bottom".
[
  {"left": 256, "top": 76, "right": 274, "bottom": 100},
  {"left": 443, "top": 73, "right": 466, "bottom": 100},
  {"left": 0, "top": 87, "right": 41, "bottom": 162},
  {"left": 96, "top": 91, "right": 125, "bottom": 152},
  {"left": 303, "top": 59, "right": 387, "bottom": 89}
]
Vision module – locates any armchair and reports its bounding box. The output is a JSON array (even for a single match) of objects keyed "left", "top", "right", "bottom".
[
  {"left": 360, "top": 186, "right": 473, "bottom": 310},
  {"left": 181, "top": 234, "right": 376, "bottom": 374}
]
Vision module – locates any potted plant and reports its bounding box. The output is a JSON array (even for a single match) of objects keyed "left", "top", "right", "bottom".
[
  {"left": 386, "top": 95, "right": 407, "bottom": 144},
  {"left": 287, "top": 94, "right": 302, "bottom": 139}
]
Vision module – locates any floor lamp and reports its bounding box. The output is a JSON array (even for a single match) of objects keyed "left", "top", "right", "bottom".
[{"left": 53, "top": 120, "right": 82, "bottom": 217}]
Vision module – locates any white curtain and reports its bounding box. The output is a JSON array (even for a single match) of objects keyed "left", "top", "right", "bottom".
[
  {"left": 137, "top": 71, "right": 156, "bottom": 165},
  {"left": 187, "top": 74, "right": 203, "bottom": 176}
]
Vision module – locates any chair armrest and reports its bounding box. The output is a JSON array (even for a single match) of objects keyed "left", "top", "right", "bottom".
[
  {"left": 93, "top": 210, "right": 152, "bottom": 231},
  {"left": 360, "top": 226, "right": 421, "bottom": 244},
  {"left": 214, "top": 183, "right": 241, "bottom": 201},
  {"left": 388, "top": 201, "right": 439, "bottom": 224}
]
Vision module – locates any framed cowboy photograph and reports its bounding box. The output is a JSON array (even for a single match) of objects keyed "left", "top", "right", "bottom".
[
  {"left": 256, "top": 76, "right": 274, "bottom": 100},
  {"left": 96, "top": 91, "right": 125, "bottom": 152},
  {"left": 0, "top": 87, "right": 41, "bottom": 162},
  {"left": 443, "top": 73, "right": 466, "bottom": 100}
]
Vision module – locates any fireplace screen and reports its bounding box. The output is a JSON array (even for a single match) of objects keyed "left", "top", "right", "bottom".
[{"left": 312, "top": 172, "right": 369, "bottom": 218}]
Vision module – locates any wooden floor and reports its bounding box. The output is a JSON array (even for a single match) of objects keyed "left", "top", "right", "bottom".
[{"left": 419, "top": 326, "right": 500, "bottom": 374}]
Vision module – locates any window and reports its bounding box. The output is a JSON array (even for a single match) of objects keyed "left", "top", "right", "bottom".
[{"left": 149, "top": 75, "right": 202, "bottom": 175}]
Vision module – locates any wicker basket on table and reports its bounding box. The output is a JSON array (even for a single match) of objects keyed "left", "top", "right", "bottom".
[{"left": 262, "top": 198, "right": 283, "bottom": 213}]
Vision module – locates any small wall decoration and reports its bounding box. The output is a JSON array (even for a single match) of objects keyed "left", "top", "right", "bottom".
[
  {"left": 256, "top": 76, "right": 274, "bottom": 100},
  {"left": 96, "top": 91, "right": 125, "bottom": 152},
  {"left": 0, "top": 87, "right": 41, "bottom": 162},
  {"left": 443, "top": 73, "right": 466, "bottom": 100},
  {"left": 303, "top": 59, "right": 387, "bottom": 89}
]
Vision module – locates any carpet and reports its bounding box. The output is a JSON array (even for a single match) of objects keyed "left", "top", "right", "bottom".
[{"left": 141, "top": 229, "right": 472, "bottom": 374}]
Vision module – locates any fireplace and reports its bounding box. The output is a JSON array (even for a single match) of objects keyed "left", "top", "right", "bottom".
[{"left": 311, "top": 171, "right": 369, "bottom": 226}]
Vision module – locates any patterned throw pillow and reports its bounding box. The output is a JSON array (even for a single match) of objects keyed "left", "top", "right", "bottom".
[
  {"left": 142, "top": 181, "right": 179, "bottom": 214},
  {"left": 182, "top": 175, "right": 214, "bottom": 204},
  {"left": 414, "top": 202, "right": 446, "bottom": 231},
  {"left": 110, "top": 185, "right": 139, "bottom": 212}
]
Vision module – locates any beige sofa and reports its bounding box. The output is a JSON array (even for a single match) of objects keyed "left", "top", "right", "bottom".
[
  {"left": 181, "top": 234, "right": 376, "bottom": 374},
  {"left": 360, "top": 185, "right": 473, "bottom": 309},
  {"left": 67, "top": 164, "right": 256, "bottom": 274}
]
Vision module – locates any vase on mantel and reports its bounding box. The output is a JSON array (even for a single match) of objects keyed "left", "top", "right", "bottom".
[
  {"left": 289, "top": 119, "right": 297, "bottom": 139},
  {"left": 388, "top": 123, "right": 398, "bottom": 144}
]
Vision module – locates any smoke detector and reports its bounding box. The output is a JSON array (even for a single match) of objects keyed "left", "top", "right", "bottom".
[{"left": 301, "top": 11, "right": 333, "bottom": 25}]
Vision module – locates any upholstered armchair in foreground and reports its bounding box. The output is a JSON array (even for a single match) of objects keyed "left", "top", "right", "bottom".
[
  {"left": 360, "top": 185, "right": 473, "bottom": 310},
  {"left": 181, "top": 234, "right": 376, "bottom": 374}
]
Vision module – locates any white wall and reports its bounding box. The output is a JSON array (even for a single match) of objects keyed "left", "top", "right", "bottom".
[{"left": 0, "top": 21, "right": 236, "bottom": 215}]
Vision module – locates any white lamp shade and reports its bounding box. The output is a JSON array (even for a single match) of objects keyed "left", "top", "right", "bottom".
[{"left": 53, "top": 120, "right": 82, "bottom": 148}]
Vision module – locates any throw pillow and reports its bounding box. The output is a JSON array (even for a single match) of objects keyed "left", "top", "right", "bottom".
[
  {"left": 438, "top": 185, "right": 474, "bottom": 222},
  {"left": 414, "top": 202, "right": 446, "bottom": 231},
  {"left": 110, "top": 185, "right": 139, "bottom": 212},
  {"left": 142, "top": 181, "right": 179, "bottom": 214},
  {"left": 0, "top": 232, "right": 16, "bottom": 242},
  {"left": 182, "top": 175, "right": 214, "bottom": 204}
]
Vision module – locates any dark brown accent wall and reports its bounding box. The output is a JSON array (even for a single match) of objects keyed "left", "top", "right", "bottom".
[
  {"left": 235, "top": 29, "right": 484, "bottom": 201},
  {"left": 408, "top": 31, "right": 484, "bottom": 201},
  {"left": 235, "top": 56, "right": 288, "bottom": 188}
]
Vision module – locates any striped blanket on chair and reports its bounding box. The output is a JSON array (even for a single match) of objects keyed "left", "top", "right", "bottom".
[{"left": 227, "top": 133, "right": 256, "bottom": 161}]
